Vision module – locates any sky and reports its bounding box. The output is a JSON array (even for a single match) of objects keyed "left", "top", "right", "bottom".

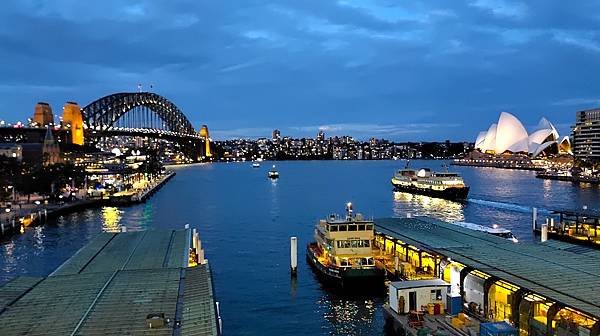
[{"left": 1, "top": 1, "right": 600, "bottom": 141}]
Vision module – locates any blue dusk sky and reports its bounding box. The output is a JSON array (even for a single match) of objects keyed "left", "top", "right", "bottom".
[{"left": 1, "top": 1, "right": 599, "bottom": 141}]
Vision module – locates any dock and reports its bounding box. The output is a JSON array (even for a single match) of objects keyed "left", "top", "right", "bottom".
[
  {"left": 0, "top": 228, "right": 219, "bottom": 335},
  {"left": 0, "top": 171, "right": 176, "bottom": 239},
  {"left": 534, "top": 209, "right": 600, "bottom": 248},
  {"left": 375, "top": 217, "right": 600, "bottom": 336}
]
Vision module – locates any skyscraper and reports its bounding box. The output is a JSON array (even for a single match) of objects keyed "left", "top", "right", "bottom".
[{"left": 572, "top": 109, "right": 600, "bottom": 162}]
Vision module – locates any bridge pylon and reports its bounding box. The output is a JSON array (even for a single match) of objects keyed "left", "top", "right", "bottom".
[
  {"left": 199, "top": 125, "right": 212, "bottom": 158},
  {"left": 61, "top": 102, "right": 84, "bottom": 145}
]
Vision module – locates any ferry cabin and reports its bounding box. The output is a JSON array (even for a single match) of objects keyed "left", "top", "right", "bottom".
[
  {"left": 393, "top": 169, "right": 467, "bottom": 191},
  {"left": 315, "top": 215, "right": 376, "bottom": 268}
]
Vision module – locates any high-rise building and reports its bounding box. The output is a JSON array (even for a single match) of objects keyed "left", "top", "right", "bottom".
[
  {"left": 572, "top": 109, "right": 600, "bottom": 162},
  {"left": 272, "top": 129, "right": 281, "bottom": 141},
  {"left": 317, "top": 130, "right": 325, "bottom": 142},
  {"left": 32, "top": 102, "right": 54, "bottom": 127}
]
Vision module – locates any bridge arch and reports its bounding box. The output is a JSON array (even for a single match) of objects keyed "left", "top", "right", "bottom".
[{"left": 82, "top": 92, "right": 196, "bottom": 136}]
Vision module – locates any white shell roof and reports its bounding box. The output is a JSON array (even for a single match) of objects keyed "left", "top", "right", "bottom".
[{"left": 475, "top": 112, "right": 564, "bottom": 157}]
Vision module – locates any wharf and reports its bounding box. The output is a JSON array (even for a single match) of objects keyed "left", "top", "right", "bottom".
[
  {"left": 451, "top": 160, "right": 545, "bottom": 171},
  {"left": 374, "top": 217, "right": 600, "bottom": 335},
  {"left": 0, "top": 228, "right": 219, "bottom": 335},
  {"left": 109, "top": 170, "right": 175, "bottom": 204},
  {"left": 0, "top": 171, "right": 176, "bottom": 239}
]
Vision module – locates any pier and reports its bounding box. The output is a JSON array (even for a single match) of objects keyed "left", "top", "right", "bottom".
[
  {"left": 0, "top": 228, "right": 219, "bottom": 335},
  {"left": 374, "top": 217, "right": 600, "bottom": 336},
  {"left": 0, "top": 171, "right": 176, "bottom": 239},
  {"left": 534, "top": 209, "right": 600, "bottom": 248}
]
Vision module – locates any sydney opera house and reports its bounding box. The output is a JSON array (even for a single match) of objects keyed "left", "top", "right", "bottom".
[{"left": 473, "top": 112, "right": 571, "bottom": 158}]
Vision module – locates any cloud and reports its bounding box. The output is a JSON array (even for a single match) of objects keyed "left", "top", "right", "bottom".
[
  {"left": 1, "top": 1, "right": 600, "bottom": 141},
  {"left": 469, "top": 0, "right": 527, "bottom": 19}
]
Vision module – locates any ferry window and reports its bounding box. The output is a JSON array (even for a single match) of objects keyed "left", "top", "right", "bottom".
[
  {"left": 341, "top": 259, "right": 348, "bottom": 266},
  {"left": 348, "top": 225, "right": 357, "bottom": 231},
  {"left": 351, "top": 240, "right": 358, "bottom": 248},
  {"left": 358, "top": 224, "right": 365, "bottom": 231},
  {"left": 366, "top": 224, "right": 373, "bottom": 230},
  {"left": 339, "top": 225, "right": 347, "bottom": 231},
  {"left": 330, "top": 225, "right": 338, "bottom": 232},
  {"left": 344, "top": 241, "right": 351, "bottom": 248},
  {"left": 363, "top": 240, "right": 370, "bottom": 247},
  {"left": 337, "top": 241, "right": 343, "bottom": 248}
]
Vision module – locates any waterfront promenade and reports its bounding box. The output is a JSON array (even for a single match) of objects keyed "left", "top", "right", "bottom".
[{"left": 0, "top": 171, "right": 176, "bottom": 238}]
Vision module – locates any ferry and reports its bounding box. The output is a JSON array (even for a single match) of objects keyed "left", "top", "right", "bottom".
[
  {"left": 453, "top": 221, "right": 518, "bottom": 243},
  {"left": 307, "top": 203, "right": 385, "bottom": 291},
  {"left": 391, "top": 166, "right": 469, "bottom": 201},
  {"left": 268, "top": 165, "right": 279, "bottom": 179}
]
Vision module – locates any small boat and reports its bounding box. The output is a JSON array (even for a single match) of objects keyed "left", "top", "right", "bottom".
[
  {"left": 391, "top": 163, "right": 469, "bottom": 201},
  {"left": 453, "top": 221, "right": 518, "bottom": 242},
  {"left": 307, "top": 203, "right": 385, "bottom": 292},
  {"left": 252, "top": 162, "right": 260, "bottom": 168},
  {"left": 268, "top": 165, "right": 279, "bottom": 179}
]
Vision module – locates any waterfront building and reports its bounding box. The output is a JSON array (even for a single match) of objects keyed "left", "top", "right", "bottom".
[
  {"left": 375, "top": 217, "right": 600, "bottom": 336},
  {"left": 474, "top": 112, "right": 571, "bottom": 158},
  {"left": 32, "top": 102, "right": 54, "bottom": 127},
  {"left": 572, "top": 108, "right": 600, "bottom": 162}
]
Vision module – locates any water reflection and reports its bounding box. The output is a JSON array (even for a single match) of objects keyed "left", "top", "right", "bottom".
[
  {"left": 392, "top": 191, "right": 465, "bottom": 223},
  {"left": 318, "top": 294, "right": 380, "bottom": 335},
  {"left": 102, "top": 206, "right": 122, "bottom": 232}
]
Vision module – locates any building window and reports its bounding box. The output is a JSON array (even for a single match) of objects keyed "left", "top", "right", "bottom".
[{"left": 431, "top": 289, "right": 442, "bottom": 301}]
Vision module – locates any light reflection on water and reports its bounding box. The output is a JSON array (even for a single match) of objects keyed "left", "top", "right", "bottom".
[
  {"left": 318, "top": 294, "right": 382, "bottom": 335},
  {"left": 392, "top": 191, "right": 465, "bottom": 223}
]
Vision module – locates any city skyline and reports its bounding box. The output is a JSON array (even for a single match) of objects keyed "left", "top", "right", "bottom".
[{"left": 1, "top": 1, "right": 600, "bottom": 141}]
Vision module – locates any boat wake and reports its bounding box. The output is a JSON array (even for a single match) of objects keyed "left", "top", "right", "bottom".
[{"left": 467, "top": 198, "right": 550, "bottom": 214}]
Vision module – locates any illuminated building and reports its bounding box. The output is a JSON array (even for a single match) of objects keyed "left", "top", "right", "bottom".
[
  {"left": 474, "top": 112, "right": 571, "bottom": 158},
  {"left": 199, "top": 125, "right": 212, "bottom": 157},
  {"left": 32, "top": 102, "right": 54, "bottom": 127},
  {"left": 61, "top": 102, "right": 84, "bottom": 145},
  {"left": 572, "top": 108, "right": 600, "bottom": 162}
]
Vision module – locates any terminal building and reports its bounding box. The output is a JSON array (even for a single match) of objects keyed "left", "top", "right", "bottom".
[
  {"left": 375, "top": 217, "right": 600, "bottom": 336},
  {"left": 572, "top": 109, "right": 600, "bottom": 162}
]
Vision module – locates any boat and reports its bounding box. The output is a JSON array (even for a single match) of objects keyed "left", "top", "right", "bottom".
[
  {"left": 268, "top": 165, "right": 279, "bottom": 179},
  {"left": 252, "top": 162, "right": 260, "bottom": 168},
  {"left": 453, "top": 221, "right": 518, "bottom": 242},
  {"left": 307, "top": 203, "right": 385, "bottom": 292},
  {"left": 391, "top": 164, "right": 469, "bottom": 201}
]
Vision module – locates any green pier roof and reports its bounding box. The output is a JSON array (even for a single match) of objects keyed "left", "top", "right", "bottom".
[
  {"left": 0, "top": 229, "right": 218, "bottom": 336},
  {"left": 375, "top": 217, "right": 600, "bottom": 318}
]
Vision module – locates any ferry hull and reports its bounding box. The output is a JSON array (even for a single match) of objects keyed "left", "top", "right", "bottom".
[
  {"left": 391, "top": 180, "right": 469, "bottom": 201},
  {"left": 306, "top": 245, "right": 385, "bottom": 293}
]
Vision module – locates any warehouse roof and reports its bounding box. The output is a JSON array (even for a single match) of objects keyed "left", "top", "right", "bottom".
[{"left": 375, "top": 217, "right": 600, "bottom": 318}]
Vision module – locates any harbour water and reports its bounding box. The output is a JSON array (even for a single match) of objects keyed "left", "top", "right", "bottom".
[{"left": 1, "top": 160, "right": 599, "bottom": 335}]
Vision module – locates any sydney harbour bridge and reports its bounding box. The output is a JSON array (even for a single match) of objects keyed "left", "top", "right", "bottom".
[{"left": 0, "top": 92, "right": 212, "bottom": 160}]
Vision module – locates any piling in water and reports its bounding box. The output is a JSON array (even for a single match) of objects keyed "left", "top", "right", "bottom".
[
  {"left": 532, "top": 207, "right": 537, "bottom": 231},
  {"left": 290, "top": 237, "right": 297, "bottom": 276},
  {"left": 541, "top": 224, "right": 548, "bottom": 242}
]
